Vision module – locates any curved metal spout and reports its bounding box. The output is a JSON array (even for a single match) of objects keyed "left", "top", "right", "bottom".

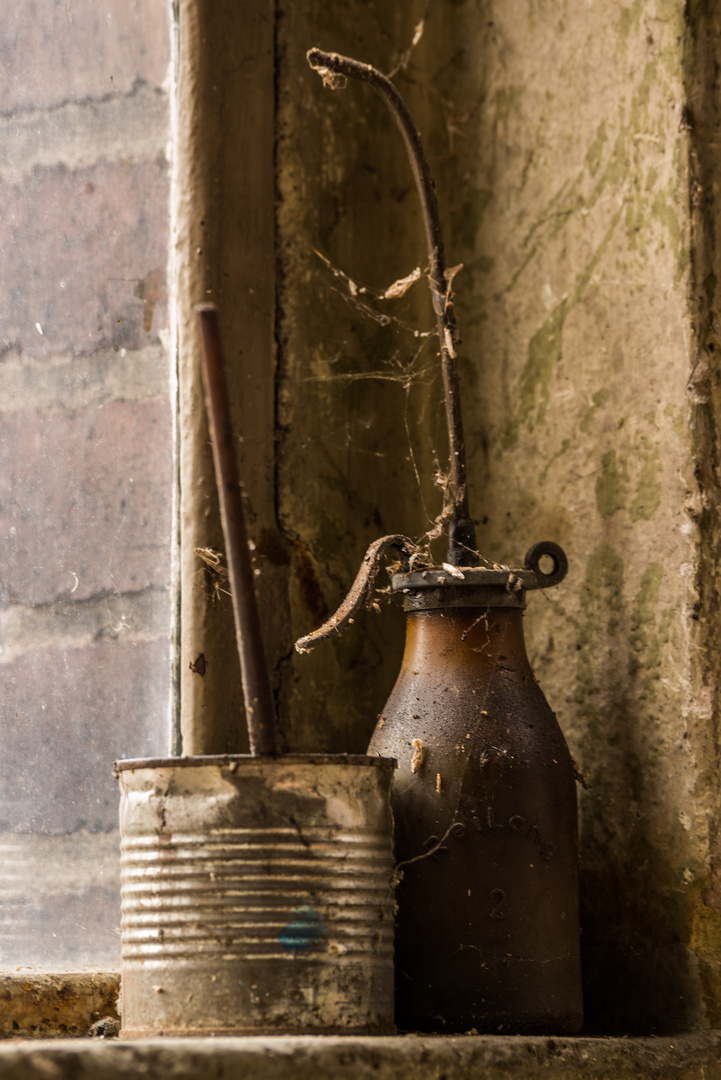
[{"left": 307, "top": 48, "right": 478, "bottom": 566}]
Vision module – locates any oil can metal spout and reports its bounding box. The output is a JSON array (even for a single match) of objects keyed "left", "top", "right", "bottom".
[{"left": 367, "top": 544, "right": 583, "bottom": 1035}]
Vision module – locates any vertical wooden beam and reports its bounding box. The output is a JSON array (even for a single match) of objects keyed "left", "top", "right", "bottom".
[{"left": 174, "top": 0, "right": 279, "bottom": 754}]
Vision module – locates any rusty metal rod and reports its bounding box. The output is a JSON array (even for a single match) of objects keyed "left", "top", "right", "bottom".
[
  {"left": 307, "top": 48, "right": 478, "bottom": 565},
  {"left": 295, "top": 533, "right": 419, "bottom": 654},
  {"left": 196, "top": 303, "right": 278, "bottom": 756}
]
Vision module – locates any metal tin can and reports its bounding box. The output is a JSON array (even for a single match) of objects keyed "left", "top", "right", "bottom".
[{"left": 117, "top": 754, "right": 395, "bottom": 1036}]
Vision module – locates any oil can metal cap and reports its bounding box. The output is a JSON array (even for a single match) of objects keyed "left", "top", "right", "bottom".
[{"left": 391, "top": 541, "right": 568, "bottom": 611}]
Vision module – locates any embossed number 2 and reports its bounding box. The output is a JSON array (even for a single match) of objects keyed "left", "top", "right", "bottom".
[{"left": 488, "top": 888, "right": 507, "bottom": 920}]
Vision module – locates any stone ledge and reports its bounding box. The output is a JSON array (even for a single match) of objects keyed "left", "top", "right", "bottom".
[
  {"left": 0, "top": 1033, "right": 720, "bottom": 1080},
  {"left": 0, "top": 973, "right": 120, "bottom": 1039}
]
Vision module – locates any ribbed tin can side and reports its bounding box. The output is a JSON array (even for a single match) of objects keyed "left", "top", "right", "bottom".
[{"left": 117, "top": 756, "right": 395, "bottom": 1035}]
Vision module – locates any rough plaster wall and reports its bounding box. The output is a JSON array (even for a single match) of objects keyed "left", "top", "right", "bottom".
[
  {"left": 275, "top": 0, "right": 721, "bottom": 1032},
  {"left": 450, "top": 0, "right": 715, "bottom": 1031},
  {"left": 435, "top": 0, "right": 705, "bottom": 1032}
]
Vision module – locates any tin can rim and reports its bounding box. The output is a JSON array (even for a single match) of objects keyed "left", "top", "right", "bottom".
[{"left": 114, "top": 753, "right": 397, "bottom": 772}]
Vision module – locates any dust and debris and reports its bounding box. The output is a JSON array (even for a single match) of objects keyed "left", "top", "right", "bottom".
[
  {"left": 88, "top": 1016, "right": 120, "bottom": 1039},
  {"left": 461, "top": 613, "right": 488, "bottom": 641},
  {"left": 313, "top": 249, "right": 366, "bottom": 297},
  {"left": 383, "top": 266, "right": 421, "bottom": 299},
  {"left": 189, "top": 652, "right": 207, "bottom": 677},
  {"left": 687, "top": 352, "right": 711, "bottom": 404},
  {"left": 387, "top": 1, "right": 429, "bottom": 78},
  {"left": 134, "top": 267, "right": 165, "bottom": 333},
  {"left": 313, "top": 249, "right": 431, "bottom": 330},
  {"left": 572, "top": 758, "right": 590, "bottom": 789},
  {"left": 411, "top": 738, "right": 425, "bottom": 773},
  {"left": 314, "top": 65, "right": 347, "bottom": 91},
  {"left": 195, "top": 546, "right": 230, "bottom": 605},
  {"left": 313, "top": 249, "right": 433, "bottom": 336},
  {"left": 436, "top": 773, "right": 443, "bottom": 793},
  {"left": 443, "top": 326, "right": 456, "bottom": 358},
  {"left": 195, "top": 545, "right": 223, "bottom": 569},
  {"left": 414, "top": 458, "right": 457, "bottom": 550},
  {"left": 444, "top": 263, "right": 464, "bottom": 294},
  {"left": 308, "top": 246, "right": 472, "bottom": 548},
  {"left": 394, "top": 818, "right": 459, "bottom": 876}
]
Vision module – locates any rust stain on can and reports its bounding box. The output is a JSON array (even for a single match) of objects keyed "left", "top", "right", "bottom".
[{"left": 117, "top": 754, "right": 395, "bottom": 1036}]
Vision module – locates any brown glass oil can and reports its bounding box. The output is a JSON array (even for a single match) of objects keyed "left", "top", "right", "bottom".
[{"left": 367, "top": 560, "right": 583, "bottom": 1034}]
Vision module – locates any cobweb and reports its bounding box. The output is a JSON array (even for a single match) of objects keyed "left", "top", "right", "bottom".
[{"left": 302, "top": 246, "right": 462, "bottom": 557}]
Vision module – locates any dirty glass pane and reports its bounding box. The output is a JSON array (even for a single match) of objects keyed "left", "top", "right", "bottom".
[{"left": 0, "top": 0, "right": 173, "bottom": 969}]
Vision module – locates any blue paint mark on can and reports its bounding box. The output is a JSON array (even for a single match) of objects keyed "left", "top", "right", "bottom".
[{"left": 279, "top": 905, "right": 327, "bottom": 951}]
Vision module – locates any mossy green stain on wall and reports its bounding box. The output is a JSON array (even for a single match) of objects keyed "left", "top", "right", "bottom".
[
  {"left": 650, "top": 189, "right": 689, "bottom": 283},
  {"left": 625, "top": 199, "right": 649, "bottom": 254},
  {"left": 504, "top": 103, "right": 629, "bottom": 294},
  {"left": 632, "top": 562, "right": 664, "bottom": 627},
  {"left": 652, "top": 189, "right": 680, "bottom": 249},
  {"left": 581, "top": 541, "right": 625, "bottom": 624},
  {"left": 664, "top": 401, "right": 685, "bottom": 439},
  {"left": 617, "top": 0, "right": 643, "bottom": 50},
  {"left": 539, "top": 437, "right": 570, "bottom": 483},
  {"left": 629, "top": 561, "right": 663, "bottom": 673},
  {"left": 596, "top": 448, "right": 628, "bottom": 517},
  {"left": 495, "top": 85, "right": 525, "bottom": 124},
  {"left": 624, "top": 179, "right": 688, "bottom": 279},
  {"left": 629, "top": 61, "right": 658, "bottom": 129},
  {"left": 585, "top": 120, "right": 608, "bottom": 178},
  {"left": 581, "top": 387, "right": 611, "bottom": 433},
  {"left": 592, "top": 434, "right": 661, "bottom": 522},
  {"left": 500, "top": 53, "right": 680, "bottom": 321},
  {"left": 506, "top": 207, "right": 622, "bottom": 446},
  {"left": 629, "top": 439, "right": 662, "bottom": 521},
  {"left": 584, "top": 124, "right": 630, "bottom": 217},
  {"left": 627, "top": 562, "right": 673, "bottom": 702},
  {"left": 655, "top": 0, "right": 686, "bottom": 40},
  {"left": 513, "top": 299, "right": 567, "bottom": 438},
  {"left": 575, "top": 543, "right": 625, "bottom": 724}
]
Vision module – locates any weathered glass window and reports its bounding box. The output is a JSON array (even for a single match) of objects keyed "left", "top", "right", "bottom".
[{"left": 0, "top": 0, "right": 173, "bottom": 970}]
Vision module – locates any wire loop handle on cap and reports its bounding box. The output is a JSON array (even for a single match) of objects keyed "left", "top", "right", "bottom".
[{"left": 524, "top": 541, "right": 568, "bottom": 589}]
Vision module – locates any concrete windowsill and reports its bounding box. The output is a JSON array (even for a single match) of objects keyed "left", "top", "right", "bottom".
[{"left": 0, "top": 1032, "right": 720, "bottom": 1080}]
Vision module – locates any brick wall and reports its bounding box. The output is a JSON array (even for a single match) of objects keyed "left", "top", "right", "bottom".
[{"left": 0, "top": 0, "right": 172, "bottom": 969}]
